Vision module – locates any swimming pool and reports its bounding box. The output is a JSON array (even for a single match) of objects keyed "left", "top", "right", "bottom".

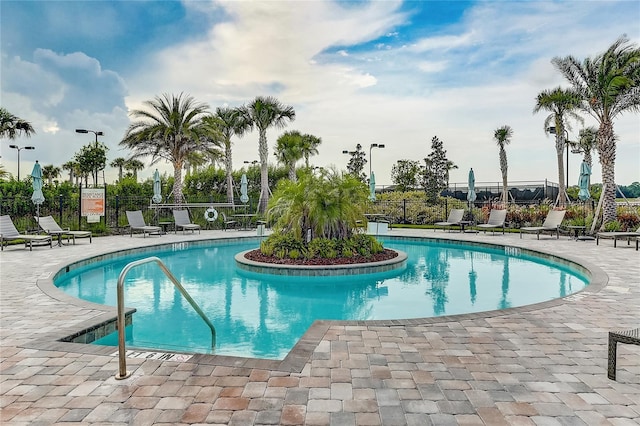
[{"left": 54, "top": 237, "right": 590, "bottom": 359}]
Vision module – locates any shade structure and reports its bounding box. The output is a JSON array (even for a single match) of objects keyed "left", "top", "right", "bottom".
[
  {"left": 240, "top": 174, "right": 249, "bottom": 204},
  {"left": 152, "top": 169, "right": 162, "bottom": 203},
  {"left": 467, "top": 168, "right": 477, "bottom": 202},
  {"left": 30, "top": 161, "right": 45, "bottom": 220},
  {"left": 578, "top": 161, "right": 591, "bottom": 201},
  {"left": 369, "top": 171, "right": 376, "bottom": 201}
]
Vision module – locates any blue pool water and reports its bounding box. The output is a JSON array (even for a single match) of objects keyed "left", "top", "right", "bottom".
[{"left": 54, "top": 238, "right": 589, "bottom": 359}]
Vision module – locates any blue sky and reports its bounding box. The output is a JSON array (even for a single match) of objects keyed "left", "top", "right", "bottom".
[{"left": 1, "top": 0, "right": 639, "bottom": 187}]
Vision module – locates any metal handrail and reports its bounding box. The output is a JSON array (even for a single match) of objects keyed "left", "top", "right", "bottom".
[{"left": 115, "top": 256, "right": 216, "bottom": 380}]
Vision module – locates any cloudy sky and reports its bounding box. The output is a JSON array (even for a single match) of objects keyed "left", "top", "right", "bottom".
[{"left": 1, "top": 0, "right": 639, "bottom": 188}]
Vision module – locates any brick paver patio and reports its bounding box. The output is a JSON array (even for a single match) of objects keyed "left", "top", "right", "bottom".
[{"left": 1, "top": 228, "right": 638, "bottom": 425}]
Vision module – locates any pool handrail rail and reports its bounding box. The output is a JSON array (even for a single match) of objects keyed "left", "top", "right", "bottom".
[{"left": 115, "top": 256, "right": 216, "bottom": 380}]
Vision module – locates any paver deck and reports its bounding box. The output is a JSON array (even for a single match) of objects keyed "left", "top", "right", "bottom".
[{"left": 1, "top": 228, "right": 638, "bottom": 425}]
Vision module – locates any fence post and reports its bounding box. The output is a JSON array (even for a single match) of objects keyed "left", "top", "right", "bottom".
[
  {"left": 115, "top": 195, "right": 120, "bottom": 234},
  {"left": 402, "top": 199, "right": 407, "bottom": 224},
  {"left": 79, "top": 183, "right": 82, "bottom": 230}
]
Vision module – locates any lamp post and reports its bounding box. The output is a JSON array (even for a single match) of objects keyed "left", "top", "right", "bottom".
[
  {"left": 243, "top": 160, "right": 259, "bottom": 166},
  {"left": 8, "top": 144, "right": 35, "bottom": 181},
  {"left": 369, "top": 143, "right": 385, "bottom": 178},
  {"left": 75, "top": 128, "right": 104, "bottom": 146}
]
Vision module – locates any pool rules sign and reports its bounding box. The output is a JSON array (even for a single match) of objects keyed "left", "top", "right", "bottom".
[{"left": 81, "top": 188, "right": 105, "bottom": 223}]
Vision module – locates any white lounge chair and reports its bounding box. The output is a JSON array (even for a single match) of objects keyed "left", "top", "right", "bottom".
[
  {"left": 35, "top": 215, "right": 92, "bottom": 245},
  {"left": 520, "top": 210, "right": 566, "bottom": 239},
  {"left": 125, "top": 210, "right": 161, "bottom": 238},
  {"left": 475, "top": 209, "right": 507, "bottom": 234},
  {"left": 172, "top": 209, "right": 201, "bottom": 234},
  {"left": 0, "top": 215, "right": 52, "bottom": 251},
  {"left": 597, "top": 226, "right": 640, "bottom": 250},
  {"left": 434, "top": 209, "right": 465, "bottom": 232}
]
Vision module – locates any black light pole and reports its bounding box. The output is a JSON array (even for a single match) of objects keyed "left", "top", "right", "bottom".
[
  {"left": 369, "top": 143, "right": 385, "bottom": 178},
  {"left": 75, "top": 128, "right": 104, "bottom": 146},
  {"left": 8, "top": 144, "right": 35, "bottom": 181}
]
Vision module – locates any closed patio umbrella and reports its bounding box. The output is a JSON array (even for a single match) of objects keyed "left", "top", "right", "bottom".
[
  {"left": 30, "top": 161, "right": 45, "bottom": 221},
  {"left": 240, "top": 173, "right": 249, "bottom": 204},
  {"left": 467, "top": 168, "right": 476, "bottom": 222},
  {"left": 152, "top": 169, "right": 162, "bottom": 203},
  {"left": 369, "top": 172, "right": 376, "bottom": 202},
  {"left": 578, "top": 161, "right": 591, "bottom": 201}
]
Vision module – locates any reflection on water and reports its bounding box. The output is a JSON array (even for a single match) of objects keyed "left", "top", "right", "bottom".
[{"left": 57, "top": 239, "right": 589, "bottom": 359}]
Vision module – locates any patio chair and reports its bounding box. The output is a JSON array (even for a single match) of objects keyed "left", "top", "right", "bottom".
[
  {"left": 475, "top": 209, "right": 507, "bottom": 234},
  {"left": 172, "top": 209, "right": 201, "bottom": 234},
  {"left": 0, "top": 215, "right": 52, "bottom": 251},
  {"left": 519, "top": 210, "right": 566, "bottom": 239},
  {"left": 608, "top": 327, "right": 640, "bottom": 380},
  {"left": 220, "top": 212, "right": 238, "bottom": 231},
  {"left": 35, "top": 215, "right": 92, "bottom": 245},
  {"left": 434, "top": 209, "right": 464, "bottom": 232},
  {"left": 596, "top": 226, "right": 640, "bottom": 250},
  {"left": 125, "top": 210, "right": 161, "bottom": 238}
]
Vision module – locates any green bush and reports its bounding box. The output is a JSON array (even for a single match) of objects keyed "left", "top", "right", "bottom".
[
  {"left": 261, "top": 233, "right": 384, "bottom": 260},
  {"left": 604, "top": 220, "right": 621, "bottom": 232}
]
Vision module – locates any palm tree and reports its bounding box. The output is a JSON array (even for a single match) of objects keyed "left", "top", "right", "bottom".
[
  {"left": 110, "top": 157, "right": 127, "bottom": 182},
  {"left": 493, "top": 125, "right": 513, "bottom": 205},
  {"left": 576, "top": 126, "right": 598, "bottom": 168},
  {"left": 533, "top": 87, "right": 583, "bottom": 207},
  {"left": 0, "top": 164, "right": 9, "bottom": 180},
  {"left": 124, "top": 159, "right": 145, "bottom": 181},
  {"left": 274, "top": 130, "right": 304, "bottom": 181},
  {"left": 204, "top": 108, "right": 248, "bottom": 203},
  {"left": 552, "top": 36, "right": 640, "bottom": 226},
  {"left": 0, "top": 107, "right": 35, "bottom": 139},
  {"left": 42, "top": 165, "right": 61, "bottom": 185},
  {"left": 300, "top": 133, "right": 322, "bottom": 168},
  {"left": 239, "top": 96, "right": 296, "bottom": 213},
  {"left": 120, "top": 93, "right": 210, "bottom": 203},
  {"left": 62, "top": 160, "right": 77, "bottom": 183}
]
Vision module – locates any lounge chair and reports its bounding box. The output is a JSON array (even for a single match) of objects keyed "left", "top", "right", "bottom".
[
  {"left": 125, "top": 210, "right": 161, "bottom": 238},
  {"left": 172, "top": 209, "right": 201, "bottom": 234},
  {"left": 475, "top": 209, "right": 507, "bottom": 234},
  {"left": 434, "top": 209, "right": 464, "bottom": 232},
  {"left": 597, "top": 226, "right": 640, "bottom": 250},
  {"left": 0, "top": 215, "right": 52, "bottom": 251},
  {"left": 35, "top": 215, "right": 92, "bottom": 245},
  {"left": 520, "top": 210, "right": 566, "bottom": 239},
  {"left": 608, "top": 327, "right": 640, "bottom": 380}
]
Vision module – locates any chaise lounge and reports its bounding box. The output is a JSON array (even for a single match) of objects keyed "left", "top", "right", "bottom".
[
  {"left": 433, "top": 208, "right": 464, "bottom": 232},
  {"left": 125, "top": 210, "right": 162, "bottom": 238},
  {"left": 475, "top": 209, "right": 507, "bottom": 234},
  {"left": 597, "top": 226, "right": 640, "bottom": 250},
  {"left": 173, "top": 209, "right": 201, "bottom": 234},
  {"left": 520, "top": 210, "right": 566, "bottom": 240},
  {"left": 0, "top": 215, "right": 52, "bottom": 251},
  {"left": 35, "top": 215, "right": 92, "bottom": 245}
]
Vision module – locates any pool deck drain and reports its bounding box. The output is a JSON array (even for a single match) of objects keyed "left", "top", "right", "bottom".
[{"left": 1, "top": 229, "right": 638, "bottom": 424}]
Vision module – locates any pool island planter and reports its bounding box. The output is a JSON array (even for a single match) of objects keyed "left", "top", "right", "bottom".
[{"left": 235, "top": 249, "right": 408, "bottom": 277}]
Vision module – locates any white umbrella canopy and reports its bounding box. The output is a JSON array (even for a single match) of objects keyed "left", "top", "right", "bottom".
[
  {"left": 30, "top": 161, "right": 45, "bottom": 219},
  {"left": 152, "top": 169, "right": 162, "bottom": 203},
  {"left": 369, "top": 172, "right": 376, "bottom": 201},
  {"left": 240, "top": 174, "right": 249, "bottom": 204},
  {"left": 467, "top": 168, "right": 477, "bottom": 202}
]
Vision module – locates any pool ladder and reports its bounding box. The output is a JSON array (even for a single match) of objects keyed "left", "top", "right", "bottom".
[{"left": 115, "top": 256, "right": 216, "bottom": 380}]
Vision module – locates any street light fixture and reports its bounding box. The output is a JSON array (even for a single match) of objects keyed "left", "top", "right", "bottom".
[
  {"left": 8, "top": 144, "right": 35, "bottom": 181},
  {"left": 75, "top": 128, "right": 104, "bottom": 146},
  {"left": 243, "top": 160, "right": 259, "bottom": 166},
  {"left": 369, "top": 143, "right": 385, "bottom": 178}
]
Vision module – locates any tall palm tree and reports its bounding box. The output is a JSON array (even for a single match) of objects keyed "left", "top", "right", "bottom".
[
  {"left": 300, "top": 133, "right": 322, "bottom": 168},
  {"left": 274, "top": 130, "right": 304, "bottom": 181},
  {"left": 533, "top": 87, "right": 583, "bottom": 207},
  {"left": 42, "top": 165, "right": 61, "bottom": 185},
  {"left": 576, "top": 126, "right": 598, "bottom": 168},
  {"left": 0, "top": 107, "right": 35, "bottom": 139},
  {"left": 239, "top": 96, "right": 295, "bottom": 213},
  {"left": 110, "top": 157, "right": 127, "bottom": 182},
  {"left": 204, "top": 107, "right": 248, "bottom": 203},
  {"left": 124, "top": 159, "right": 145, "bottom": 181},
  {"left": 552, "top": 36, "right": 640, "bottom": 226},
  {"left": 493, "top": 125, "right": 513, "bottom": 205},
  {"left": 120, "top": 93, "right": 210, "bottom": 203},
  {"left": 62, "top": 160, "right": 77, "bottom": 183}
]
